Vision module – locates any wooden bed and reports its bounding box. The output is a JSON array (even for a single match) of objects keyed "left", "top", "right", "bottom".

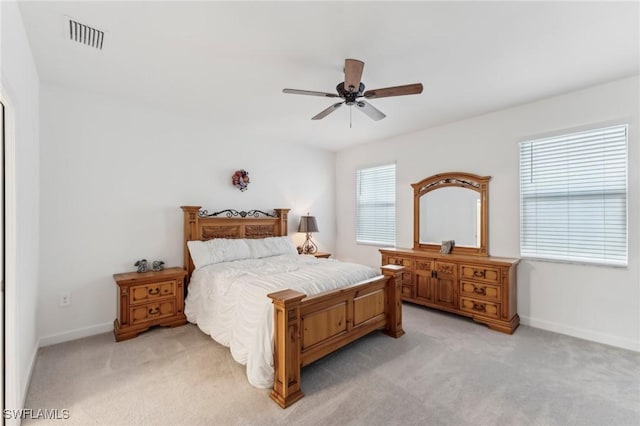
[{"left": 181, "top": 206, "right": 405, "bottom": 408}]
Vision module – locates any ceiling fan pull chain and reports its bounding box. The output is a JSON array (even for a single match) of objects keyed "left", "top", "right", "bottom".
[{"left": 350, "top": 106, "right": 352, "bottom": 128}]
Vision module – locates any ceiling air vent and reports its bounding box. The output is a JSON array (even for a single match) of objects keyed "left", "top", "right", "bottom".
[{"left": 65, "top": 16, "right": 104, "bottom": 50}]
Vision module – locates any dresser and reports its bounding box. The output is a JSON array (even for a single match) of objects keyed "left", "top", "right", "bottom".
[
  {"left": 385, "top": 171, "right": 520, "bottom": 334},
  {"left": 113, "top": 267, "right": 187, "bottom": 341},
  {"left": 380, "top": 248, "right": 519, "bottom": 334}
]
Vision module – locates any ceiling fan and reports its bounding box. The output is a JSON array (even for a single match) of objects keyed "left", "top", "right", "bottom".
[{"left": 283, "top": 59, "right": 423, "bottom": 122}]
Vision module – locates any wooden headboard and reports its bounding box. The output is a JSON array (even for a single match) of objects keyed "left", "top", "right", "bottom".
[{"left": 180, "top": 206, "right": 290, "bottom": 281}]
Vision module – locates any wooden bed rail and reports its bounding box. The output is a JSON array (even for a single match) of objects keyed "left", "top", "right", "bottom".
[{"left": 267, "top": 264, "right": 405, "bottom": 408}]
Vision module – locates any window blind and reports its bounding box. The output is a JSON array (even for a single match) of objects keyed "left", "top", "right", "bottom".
[
  {"left": 356, "top": 163, "right": 396, "bottom": 246},
  {"left": 519, "top": 125, "right": 628, "bottom": 266}
]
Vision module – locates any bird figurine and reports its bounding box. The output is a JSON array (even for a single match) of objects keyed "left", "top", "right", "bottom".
[
  {"left": 134, "top": 259, "right": 148, "bottom": 273},
  {"left": 152, "top": 260, "right": 165, "bottom": 272}
]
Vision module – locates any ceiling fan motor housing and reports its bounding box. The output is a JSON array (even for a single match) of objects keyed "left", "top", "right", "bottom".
[{"left": 336, "top": 82, "right": 365, "bottom": 105}]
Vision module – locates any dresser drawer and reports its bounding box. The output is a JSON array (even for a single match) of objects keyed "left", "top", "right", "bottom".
[
  {"left": 387, "top": 256, "right": 412, "bottom": 268},
  {"left": 460, "top": 297, "right": 500, "bottom": 319},
  {"left": 435, "top": 261, "right": 456, "bottom": 276},
  {"left": 460, "top": 264, "right": 500, "bottom": 283},
  {"left": 130, "top": 280, "right": 177, "bottom": 305},
  {"left": 130, "top": 300, "right": 177, "bottom": 325},
  {"left": 460, "top": 280, "right": 501, "bottom": 302},
  {"left": 415, "top": 260, "right": 433, "bottom": 272}
]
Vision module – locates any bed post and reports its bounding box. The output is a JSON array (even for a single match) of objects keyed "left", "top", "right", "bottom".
[
  {"left": 180, "top": 206, "right": 201, "bottom": 282},
  {"left": 381, "top": 265, "right": 406, "bottom": 338},
  {"left": 274, "top": 208, "right": 290, "bottom": 236},
  {"left": 267, "top": 289, "right": 306, "bottom": 408}
]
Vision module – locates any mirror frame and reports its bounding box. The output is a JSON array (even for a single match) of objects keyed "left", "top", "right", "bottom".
[{"left": 412, "top": 172, "right": 490, "bottom": 256}]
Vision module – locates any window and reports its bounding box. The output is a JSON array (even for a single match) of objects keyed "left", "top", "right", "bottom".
[
  {"left": 519, "top": 125, "right": 627, "bottom": 266},
  {"left": 356, "top": 163, "right": 396, "bottom": 246}
]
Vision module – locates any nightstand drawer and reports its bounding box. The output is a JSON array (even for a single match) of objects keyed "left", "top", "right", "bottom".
[
  {"left": 460, "top": 280, "right": 501, "bottom": 302},
  {"left": 460, "top": 297, "right": 500, "bottom": 319},
  {"left": 130, "top": 280, "right": 177, "bottom": 305},
  {"left": 130, "top": 300, "right": 177, "bottom": 325},
  {"left": 460, "top": 264, "right": 500, "bottom": 283}
]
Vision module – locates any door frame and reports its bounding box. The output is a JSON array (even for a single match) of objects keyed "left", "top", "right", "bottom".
[{"left": 1, "top": 88, "right": 18, "bottom": 421}]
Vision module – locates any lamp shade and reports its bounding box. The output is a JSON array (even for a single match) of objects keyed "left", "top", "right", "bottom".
[{"left": 298, "top": 216, "right": 319, "bottom": 233}]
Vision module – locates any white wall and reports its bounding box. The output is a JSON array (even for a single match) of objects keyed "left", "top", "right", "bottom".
[
  {"left": 1, "top": 0, "right": 41, "bottom": 415},
  {"left": 38, "top": 83, "right": 336, "bottom": 344},
  {"left": 336, "top": 76, "right": 639, "bottom": 351}
]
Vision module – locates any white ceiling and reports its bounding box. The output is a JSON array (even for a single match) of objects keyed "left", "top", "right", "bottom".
[{"left": 18, "top": 1, "right": 640, "bottom": 151}]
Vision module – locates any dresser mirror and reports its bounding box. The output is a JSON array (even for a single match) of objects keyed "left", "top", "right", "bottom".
[{"left": 412, "top": 172, "right": 490, "bottom": 256}]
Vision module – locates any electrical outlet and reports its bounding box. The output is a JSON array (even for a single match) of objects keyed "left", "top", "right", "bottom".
[{"left": 59, "top": 292, "right": 71, "bottom": 307}]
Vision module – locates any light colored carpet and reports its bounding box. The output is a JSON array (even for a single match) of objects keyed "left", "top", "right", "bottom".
[{"left": 24, "top": 304, "right": 640, "bottom": 426}]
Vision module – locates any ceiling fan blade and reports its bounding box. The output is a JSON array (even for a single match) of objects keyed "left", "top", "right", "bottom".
[
  {"left": 344, "top": 59, "right": 364, "bottom": 93},
  {"left": 311, "top": 102, "right": 344, "bottom": 120},
  {"left": 283, "top": 88, "right": 340, "bottom": 98},
  {"left": 363, "top": 83, "right": 423, "bottom": 99},
  {"left": 355, "top": 100, "right": 386, "bottom": 121}
]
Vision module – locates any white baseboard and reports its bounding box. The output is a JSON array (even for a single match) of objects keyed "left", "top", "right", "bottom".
[
  {"left": 520, "top": 315, "right": 640, "bottom": 352},
  {"left": 22, "top": 340, "right": 39, "bottom": 408},
  {"left": 39, "top": 322, "right": 113, "bottom": 347}
]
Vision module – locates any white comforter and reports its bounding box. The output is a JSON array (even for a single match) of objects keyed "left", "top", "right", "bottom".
[{"left": 184, "top": 254, "right": 380, "bottom": 388}]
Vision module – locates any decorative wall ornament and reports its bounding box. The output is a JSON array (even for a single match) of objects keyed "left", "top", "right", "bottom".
[
  {"left": 232, "top": 169, "right": 250, "bottom": 191},
  {"left": 199, "top": 209, "right": 277, "bottom": 218},
  {"left": 152, "top": 260, "right": 165, "bottom": 271},
  {"left": 134, "top": 259, "right": 148, "bottom": 273}
]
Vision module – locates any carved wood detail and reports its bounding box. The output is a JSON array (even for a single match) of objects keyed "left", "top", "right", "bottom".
[
  {"left": 245, "top": 225, "right": 277, "bottom": 238},
  {"left": 202, "top": 225, "right": 240, "bottom": 239}
]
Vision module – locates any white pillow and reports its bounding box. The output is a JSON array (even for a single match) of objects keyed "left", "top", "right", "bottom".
[
  {"left": 187, "top": 238, "right": 252, "bottom": 269},
  {"left": 245, "top": 236, "right": 298, "bottom": 259},
  {"left": 187, "top": 240, "right": 218, "bottom": 270}
]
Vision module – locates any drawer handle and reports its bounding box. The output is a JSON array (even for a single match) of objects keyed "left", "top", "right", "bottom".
[
  {"left": 473, "top": 287, "right": 486, "bottom": 296},
  {"left": 473, "top": 270, "right": 486, "bottom": 278},
  {"left": 472, "top": 302, "right": 486, "bottom": 312},
  {"left": 148, "top": 307, "right": 160, "bottom": 315},
  {"left": 148, "top": 288, "right": 160, "bottom": 296},
  {"left": 162, "top": 288, "right": 170, "bottom": 294},
  {"left": 395, "top": 259, "right": 402, "bottom": 265}
]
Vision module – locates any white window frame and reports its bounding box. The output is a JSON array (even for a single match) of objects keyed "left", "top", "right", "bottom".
[
  {"left": 519, "top": 124, "right": 628, "bottom": 267},
  {"left": 356, "top": 163, "right": 396, "bottom": 246}
]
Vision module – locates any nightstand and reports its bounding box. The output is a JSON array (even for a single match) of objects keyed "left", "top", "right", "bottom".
[
  {"left": 113, "top": 267, "right": 187, "bottom": 342},
  {"left": 313, "top": 252, "right": 331, "bottom": 259}
]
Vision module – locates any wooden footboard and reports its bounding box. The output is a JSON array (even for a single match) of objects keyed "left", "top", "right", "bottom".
[{"left": 267, "top": 264, "right": 405, "bottom": 408}]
